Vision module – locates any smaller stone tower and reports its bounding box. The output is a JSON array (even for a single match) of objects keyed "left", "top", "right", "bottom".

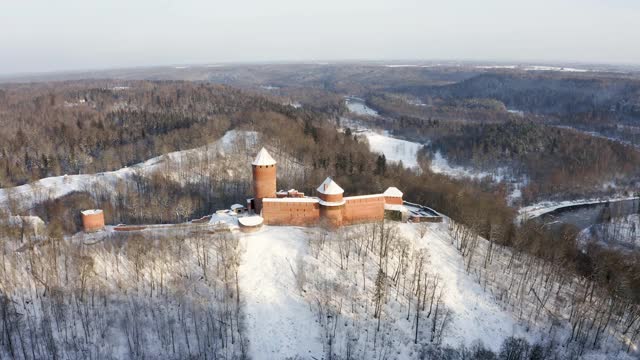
[
  {"left": 383, "top": 187, "right": 403, "bottom": 204},
  {"left": 252, "top": 147, "right": 277, "bottom": 214},
  {"left": 317, "top": 177, "right": 345, "bottom": 226},
  {"left": 81, "top": 209, "right": 105, "bottom": 232}
]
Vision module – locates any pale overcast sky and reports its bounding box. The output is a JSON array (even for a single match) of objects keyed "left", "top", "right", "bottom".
[{"left": 1, "top": 0, "right": 639, "bottom": 74}]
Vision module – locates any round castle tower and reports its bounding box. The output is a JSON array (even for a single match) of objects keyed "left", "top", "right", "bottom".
[
  {"left": 317, "top": 177, "right": 345, "bottom": 227},
  {"left": 81, "top": 209, "right": 105, "bottom": 232},
  {"left": 252, "top": 147, "right": 277, "bottom": 214}
]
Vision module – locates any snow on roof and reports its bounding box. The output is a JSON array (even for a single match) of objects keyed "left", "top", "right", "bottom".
[
  {"left": 384, "top": 203, "right": 408, "bottom": 212},
  {"left": 344, "top": 194, "right": 384, "bottom": 201},
  {"left": 238, "top": 216, "right": 263, "bottom": 227},
  {"left": 252, "top": 147, "right": 277, "bottom": 166},
  {"left": 316, "top": 177, "right": 344, "bottom": 195},
  {"left": 383, "top": 187, "right": 403, "bottom": 197},
  {"left": 318, "top": 199, "right": 346, "bottom": 206},
  {"left": 81, "top": 209, "right": 103, "bottom": 215},
  {"left": 264, "top": 197, "right": 319, "bottom": 203}
]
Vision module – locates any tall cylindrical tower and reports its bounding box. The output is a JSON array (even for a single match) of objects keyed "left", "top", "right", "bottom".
[{"left": 252, "top": 147, "right": 277, "bottom": 214}]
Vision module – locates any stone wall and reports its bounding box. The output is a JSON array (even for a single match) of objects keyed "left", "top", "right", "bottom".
[
  {"left": 343, "top": 195, "right": 385, "bottom": 225},
  {"left": 384, "top": 196, "right": 403, "bottom": 205},
  {"left": 262, "top": 200, "right": 320, "bottom": 226}
]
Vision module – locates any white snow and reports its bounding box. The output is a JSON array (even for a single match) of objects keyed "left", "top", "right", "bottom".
[
  {"left": 264, "top": 197, "right": 319, "bottom": 203},
  {"left": 318, "top": 199, "right": 346, "bottom": 206},
  {"left": 383, "top": 64, "right": 421, "bottom": 68},
  {"left": 81, "top": 209, "right": 103, "bottom": 215},
  {"left": 317, "top": 177, "right": 344, "bottom": 195},
  {"left": 238, "top": 215, "right": 263, "bottom": 227},
  {"left": 525, "top": 65, "right": 588, "bottom": 72},
  {"left": 383, "top": 186, "right": 403, "bottom": 197},
  {"left": 474, "top": 64, "right": 590, "bottom": 72},
  {"left": 476, "top": 65, "right": 518, "bottom": 69},
  {"left": 239, "top": 226, "right": 323, "bottom": 359},
  {"left": 430, "top": 151, "right": 506, "bottom": 181},
  {"left": 399, "top": 222, "right": 539, "bottom": 350},
  {"left": 345, "top": 97, "right": 379, "bottom": 117},
  {"left": 383, "top": 203, "right": 407, "bottom": 212},
  {"left": 344, "top": 193, "right": 384, "bottom": 201},
  {"left": 252, "top": 147, "right": 277, "bottom": 166},
  {"left": 362, "top": 130, "right": 423, "bottom": 169}
]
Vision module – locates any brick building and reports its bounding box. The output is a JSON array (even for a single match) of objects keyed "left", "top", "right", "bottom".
[{"left": 250, "top": 148, "right": 407, "bottom": 226}]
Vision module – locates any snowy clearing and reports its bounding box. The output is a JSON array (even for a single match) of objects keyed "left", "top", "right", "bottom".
[
  {"left": 362, "top": 130, "right": 423, "bottom": 169},
  {"left": 346, "top": 97, "right": 379, "bottom": 117},
  {"left": 239, "top": 226, "right": 323, "bottom": 359}
]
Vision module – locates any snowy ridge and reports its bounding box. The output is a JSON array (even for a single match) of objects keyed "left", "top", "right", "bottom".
[{"left": 0, "top": 130, "right": 259, "bottom": 211}]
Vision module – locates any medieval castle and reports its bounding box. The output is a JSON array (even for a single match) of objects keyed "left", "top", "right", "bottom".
[
  {"left": 247, "top": 147, "right": 407, "bottom": 227},
  {"left": 80, "top": 147, "right": 442, "bottom": 233}
]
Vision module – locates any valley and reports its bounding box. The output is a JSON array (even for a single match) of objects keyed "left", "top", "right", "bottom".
[{"left": 1, "top": 64, "right": 640, "bottom": 359}]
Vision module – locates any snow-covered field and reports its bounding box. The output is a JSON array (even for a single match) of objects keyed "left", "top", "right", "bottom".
[
  {"left": 346, "top": 97, "right": 379, "bottom": 117},
  {"left": 362, "top": 130, "right": 424, "bottom": 169},
  {"left": 430, "top": 151, "right": 509, "bottom": 182},
  {"left": 474, "top": 64, "right": 590, "bottom": 72}
]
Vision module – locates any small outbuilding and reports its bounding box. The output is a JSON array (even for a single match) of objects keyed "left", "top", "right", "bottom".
[{"left": 231, "top": 204, "right": 246, "bottom": 214}]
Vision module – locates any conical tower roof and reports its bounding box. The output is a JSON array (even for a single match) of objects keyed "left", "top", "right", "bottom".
[
  {"left": 252, "top": 147, "right": 277, "bottom": 166},
  {"left": 383, "top": 187, "right": 403, "bottom": 197},
  {"left": 317, "top": 177, "right": 344, "bottom": 195}
]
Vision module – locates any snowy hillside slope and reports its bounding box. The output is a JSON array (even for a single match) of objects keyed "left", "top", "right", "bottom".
[
  {"left": 404, "top": 223, "right": 538, "bottom": 350},
  {"left": 363, "top": 131, "right": 423, "bottom": 169},
  {"left": 240, "top": 220, "right": 638, "bottom": 359},
  {"left": 239, "top": 227, "right": 323, "bottom": 359},
  {"left": 292, "top": 221, "right": 541, "bottom": 359}
]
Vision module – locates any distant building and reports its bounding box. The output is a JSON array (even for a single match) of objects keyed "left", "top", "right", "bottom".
[{"left": 249, "top": 147, "right": 407, "bottom": 227}]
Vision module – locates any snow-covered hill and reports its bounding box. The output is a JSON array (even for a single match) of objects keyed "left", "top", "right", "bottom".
[
  {"left": 240, "top": 227, "right": 323, "bottom": 359},
  {"left": 0, "top": 130, "right": 257, "bottom": 211},
  {"left": 238, "top": 220, "right": 638, "bottom": 359}
]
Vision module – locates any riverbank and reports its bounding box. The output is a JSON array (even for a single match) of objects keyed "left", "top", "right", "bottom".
[{"left": 516, "top": 195, "right": 640, "bottom": 223}]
